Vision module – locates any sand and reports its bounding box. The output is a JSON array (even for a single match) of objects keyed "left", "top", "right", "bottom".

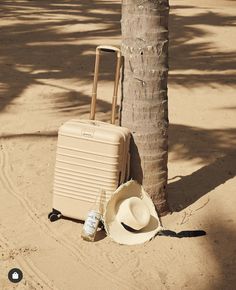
[{"left": 0, "top": 0, "right": 236, "bottom": 289}]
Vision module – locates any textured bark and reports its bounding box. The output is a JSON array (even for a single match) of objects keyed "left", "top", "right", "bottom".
[{"left": 120, "top": 0, "right": 169, "bottom": 215}]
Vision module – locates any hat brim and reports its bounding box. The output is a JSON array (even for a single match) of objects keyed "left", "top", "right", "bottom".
[{"left": 104, "top": 180, "right": 163, "bottom": 245}]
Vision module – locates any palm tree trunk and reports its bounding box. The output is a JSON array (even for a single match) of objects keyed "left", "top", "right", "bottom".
[{"left": 120, "top": 0, "right": 169, "bottom": 215}]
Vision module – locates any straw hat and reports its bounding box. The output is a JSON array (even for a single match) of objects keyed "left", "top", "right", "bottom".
[{"left": 104, "top": 180, "right": 163, "bottom": 245}]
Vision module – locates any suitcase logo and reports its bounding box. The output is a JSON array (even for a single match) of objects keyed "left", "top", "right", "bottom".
[{"left": 82, "top": 130, "right": 94, "bottom": 138}]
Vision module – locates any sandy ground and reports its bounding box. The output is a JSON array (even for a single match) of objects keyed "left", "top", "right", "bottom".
[{"left": 0, "top": 0, "right": 236, "bottom": 289}]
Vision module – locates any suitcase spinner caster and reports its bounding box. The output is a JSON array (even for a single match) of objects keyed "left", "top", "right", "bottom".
[{"left": 48, "top": 209, "right": 62, "bottom": 222}]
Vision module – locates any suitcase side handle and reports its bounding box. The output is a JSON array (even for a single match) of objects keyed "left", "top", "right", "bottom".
[{"left": 90, "top": 45, "right": 122, "bottom": 125}]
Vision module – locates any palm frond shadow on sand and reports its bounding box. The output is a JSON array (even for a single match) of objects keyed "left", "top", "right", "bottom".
[
  {"left": 0, "top": 0, "right": 121, "bottom": 114},
  {"left": 1, "top": 2, "right": 235, "bottom": 116}
]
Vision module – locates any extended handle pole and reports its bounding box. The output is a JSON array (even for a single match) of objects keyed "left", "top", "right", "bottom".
[
  {"left": 90, "top": 48, "right": 100, "bottom": 121},
  {"left": 111, "top": 53, "right": 122, "bottom": 124},
  {"left": 90, "top": 46, "right": 122, "bottom": 125}
]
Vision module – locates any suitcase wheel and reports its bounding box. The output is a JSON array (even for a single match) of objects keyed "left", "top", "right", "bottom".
[{"left": 48, "top": 209, "right": 61, "bottom": 222}]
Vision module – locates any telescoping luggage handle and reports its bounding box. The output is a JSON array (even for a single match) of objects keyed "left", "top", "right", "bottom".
[{"left": 90, "top": 45, "right": 122, "bottom": 125}]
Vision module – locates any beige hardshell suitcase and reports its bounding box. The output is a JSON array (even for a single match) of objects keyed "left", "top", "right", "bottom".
[{"left": 48, "top": 46, "right": 131, "bottom": 222}]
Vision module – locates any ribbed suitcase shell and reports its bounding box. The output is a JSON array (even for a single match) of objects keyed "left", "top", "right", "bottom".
[{"left": 52, "top": 119, "right": 130, "bottom": 221}]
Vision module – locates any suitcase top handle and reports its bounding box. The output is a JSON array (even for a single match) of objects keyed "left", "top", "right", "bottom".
[{"left": 90, "top": 45, "right": 122, "bottom": 125}]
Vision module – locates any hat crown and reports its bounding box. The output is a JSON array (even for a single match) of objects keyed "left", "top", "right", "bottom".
[{"left": 116, "top": 197, "right": 150, "bottom": 230}]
